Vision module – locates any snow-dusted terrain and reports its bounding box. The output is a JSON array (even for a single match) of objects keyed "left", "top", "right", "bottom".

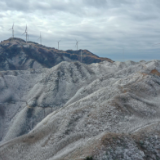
[{"left": 0, "top": 60, "right": 160, "bottom": 160}]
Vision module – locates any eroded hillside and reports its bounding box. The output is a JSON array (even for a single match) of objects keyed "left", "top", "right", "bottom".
[{"left": 0, "top": 60, "right": 160, "bottom": 160}]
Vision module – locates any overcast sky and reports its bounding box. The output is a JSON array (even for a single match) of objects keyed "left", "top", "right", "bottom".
[{"left": 1, "top": 0, "right": 160, "bottom": 61}]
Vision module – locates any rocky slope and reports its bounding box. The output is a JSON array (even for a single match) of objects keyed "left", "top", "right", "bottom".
[
  {"left": 0, "top": 38, "right": 113, "bottom": 71},
  {"left": 0, "top": 60, "right": 160, "bottom": 160}
]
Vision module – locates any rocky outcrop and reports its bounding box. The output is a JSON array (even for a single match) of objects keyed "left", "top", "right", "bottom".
[
  {"left": 0, "top": 60, "right": 160, "bottom": 160},
  {"left": 0, "top": 38, "right": 113, "bottom": 71}
]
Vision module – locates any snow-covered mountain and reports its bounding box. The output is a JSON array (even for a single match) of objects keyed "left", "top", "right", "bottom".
[{"left": 0, "top": 59, "right": 160, "bottom": 160}]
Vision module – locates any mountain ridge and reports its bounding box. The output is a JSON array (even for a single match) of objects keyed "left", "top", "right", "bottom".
[{"left": 0, "top": 38, "right": 113, "bottom": 71}]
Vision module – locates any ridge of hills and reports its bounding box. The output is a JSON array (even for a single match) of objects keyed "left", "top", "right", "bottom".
[
  {"left": 0, "top": 59, "right": 160, "bottom": 160},
  {"left": 0, "top": 38, "right": 113, "bottom": 71}
]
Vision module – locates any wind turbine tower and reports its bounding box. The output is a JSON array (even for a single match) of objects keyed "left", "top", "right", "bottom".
[
  {"left": 12, "top": 23, "right": 14, "bottom": 38},
  {"left": 75, "top": 40, "right": 82, "bottom": 63},
  {"left": 22, "top": 25, "right": 28, "bottom": 43},
  {"left": 9, "top": 23, "right": 14, "bottom": 38},
  {"left": 58, "top": 40, "right": 61, "bottom": 50},
  {"left": 28, "top": 33, "right": 29, "bottom": 41},
  {"left": 25, "top": 25, "right": 28, "bottom": 42},
  {"left": 38, "top": 33, "right": 42, "bottom": 44}
]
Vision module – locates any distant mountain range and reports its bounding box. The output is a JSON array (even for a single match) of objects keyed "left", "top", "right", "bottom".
[{"left": 0, "top": 38, "right": 113, "bottom": 71}]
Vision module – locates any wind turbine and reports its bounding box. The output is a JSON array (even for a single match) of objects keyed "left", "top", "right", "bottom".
[
  {"left": 75, "top": 40, "right": 83, "bottom": 62},
  {"left": 58, "top": 40, "right": 61, "bottom": 50},
  {"left": 22, "top": 25, "right": 28, "bottom": 43},
  {"left": 75, "top": 39, "right": 79, "bottom": 50},
  {"left": 9, "top": 23, "right": 14, "bottom": 38},
  {"left": 38, "top": 32, "right": 42, "bottom": 44}
]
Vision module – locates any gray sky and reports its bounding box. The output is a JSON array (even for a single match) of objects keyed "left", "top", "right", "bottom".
[{"left": 1, "top": 0, "right": 160, "bottom": 61}]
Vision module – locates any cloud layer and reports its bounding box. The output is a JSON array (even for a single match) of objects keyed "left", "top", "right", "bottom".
[{"left": 1, "top": 0, "right": 160, "bottom": 61}]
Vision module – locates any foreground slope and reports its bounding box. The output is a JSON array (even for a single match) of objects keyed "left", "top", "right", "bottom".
[
  {"left": 0, "top": 60, "right": 160, "bottom": 160},
  {"left": 0, "top": 38, "right": 113, "bottom": 71}
]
